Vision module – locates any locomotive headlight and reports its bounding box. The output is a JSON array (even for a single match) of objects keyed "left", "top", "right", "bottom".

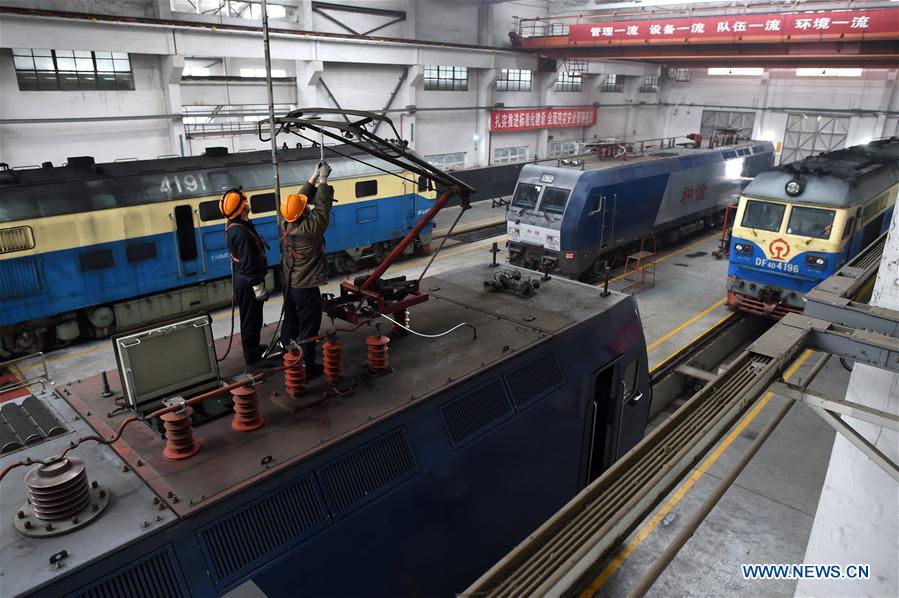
[
  {"left": 508, "top": 225, "right": 520, "bottom": 241},
  {"left": 734, "top": 243, "right": 751, "bottom": 254},
  {"left": 806, "top": 255, "right": 826, "bottom": 267},
  {"left": 785, "top": 178, "right": 804, "bottom": 197}
]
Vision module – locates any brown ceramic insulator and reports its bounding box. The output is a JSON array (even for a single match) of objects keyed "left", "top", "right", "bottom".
[
  {"left": 322, "top": 340, "right": 342, "bottom": 383},
  {"left": 161, "top": 406, "right": 200, "bottom": 461},
  {"left": 366, "top": 335, "right": 390, "bottom": 374},
  {"left": 283, "top": 349, "right": 306, "bottom": 397},
  {"left": 231, "top": 385, "right": 264, "bottom": 432},
  {"left": 24, "top": 458, "right": 91, "bottom": 521}
]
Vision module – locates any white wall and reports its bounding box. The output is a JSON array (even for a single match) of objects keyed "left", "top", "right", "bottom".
[
  {"left": 0, "top": 51, "right": 175, "bottom": 166},
  {"left": 658, "top": 68, "right": 898, "bottom": 151},
  {"left": 1, "top": 6, "right": 896, "bottom": 170}
]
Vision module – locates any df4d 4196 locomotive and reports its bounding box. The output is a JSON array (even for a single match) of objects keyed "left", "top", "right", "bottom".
[{"left": 727, "top": 137, "right": 898, "bottom": 317}]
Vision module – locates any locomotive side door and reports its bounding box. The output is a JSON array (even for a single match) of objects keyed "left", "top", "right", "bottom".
[
  {"left": 585, "top": 358, "right": 622, "bottom": 485},
  {"left": 170, "top": 204, "right": 200, "bottom": 279}
]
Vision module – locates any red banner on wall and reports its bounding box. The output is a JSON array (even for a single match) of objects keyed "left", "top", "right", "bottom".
[
  {"left": 567, "top": 8, "right": 899, "bottom": 45},
  {"left": 490, "top": 107, "right": 596, "bottom": 132}
]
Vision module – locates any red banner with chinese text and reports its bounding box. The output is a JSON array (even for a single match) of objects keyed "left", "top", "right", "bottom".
[
  {"left": 567, "top": 8, "right": 899, "bottom": 45},
  {"left": 490, "top": 107, "right": 597, "bottom": 132}
]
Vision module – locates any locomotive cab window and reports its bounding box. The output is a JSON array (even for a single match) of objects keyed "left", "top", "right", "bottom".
[
  {"left": 199, "top": 200, "right": 223, "bottom": 222},
  {"left": 539, "top": 187, "right": 570, "bottom": 215},
  {"left": 355, "top": 180, "right": 378, "bottom": 198},
  {"left": 741, "top": 200, "right": 785, "bottom": 232},
  {"left": 250, "top": 193, "right": 277, "bottom": 214},
  {"left": 622, "top": 359, "right": 640, "bottom": 398},
  {"left": 787, "top": 206, "right": 835, "bottom": 239},
  {"left": 842, "top": 216, "right": 855, "bottom": 240},
  {"left": 511, "top": 184, "right": 541, "bottom": 209}
]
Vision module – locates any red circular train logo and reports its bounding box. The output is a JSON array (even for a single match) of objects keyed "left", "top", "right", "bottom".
[{"left": 769, "top": 238, "right": 791, "bottom": 261}]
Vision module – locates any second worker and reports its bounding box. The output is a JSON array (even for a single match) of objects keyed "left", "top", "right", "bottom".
[{"left": 279, "top": 162, "right": 334, "bottom": 378}]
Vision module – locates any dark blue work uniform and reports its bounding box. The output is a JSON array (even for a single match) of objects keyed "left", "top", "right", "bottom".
[{"left": 226, "top": 218, "right": 269, "bottom": 365}]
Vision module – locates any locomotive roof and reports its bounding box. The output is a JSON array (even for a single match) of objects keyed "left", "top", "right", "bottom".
[
  {"left": 42, "top": 264, "right": 633, "bottom": 520},
  {"left": 518, "top": 140, "right": 769, "bottom": 183},
  {"left": 743, "top": 137, "right": 899, "bottom": 208},
  {"left": 0, "top": 144, "right": 401, "bottom": 223}
]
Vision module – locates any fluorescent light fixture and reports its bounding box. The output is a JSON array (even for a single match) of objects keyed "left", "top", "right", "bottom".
[
  {"left": 708, "top": 67, "right": 764, "bottom": 76},
  {"left": 795, "top": 68, "right": 863, "bottom": 77}
]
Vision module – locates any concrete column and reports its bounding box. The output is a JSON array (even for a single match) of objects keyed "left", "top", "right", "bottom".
[
  {"left": 796, "top": 206, "right": 899, "bottom": 598},
  {"left": 753, "top": 71, "right": 772, "bottom": 140},
  {"left": 403, "top": 61, "right": 422, "bottom": 150},
  {"left": 295, "top": 59, "right": 323, "bottom": 108},
  {"left": 535, "top": 71, "right": 555, "bottom": 160},
  {"left": 297, "top": 0, "right": 313, "bottom": 28},
  {"left": 874, "top": 69, "right": 897, "bottom": 139},
  {"left": 475, "top": 68, "right": 497, "bottom": 167},
  {"left": 160, "top": 54, "right": 185, "bottom": 156}
]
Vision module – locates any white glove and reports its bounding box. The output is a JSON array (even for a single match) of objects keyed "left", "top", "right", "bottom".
[
  {"left": 317, "top": 162, "right": 332, "bottom": 182},
  {"left": 253, "top": 283, "right": 268, "bottom": 302}
]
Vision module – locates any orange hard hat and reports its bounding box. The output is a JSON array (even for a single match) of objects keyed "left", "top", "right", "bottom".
[
  {"left": 219, "top": 189, "right": 248, "bottom": 220},
  {"left": 280, "top": 193, "right": 308, "bottom": 223}
]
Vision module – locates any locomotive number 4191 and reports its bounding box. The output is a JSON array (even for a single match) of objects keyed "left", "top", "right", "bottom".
[{"left": 159, "top": 174, "right": 208, "bottom": 194}]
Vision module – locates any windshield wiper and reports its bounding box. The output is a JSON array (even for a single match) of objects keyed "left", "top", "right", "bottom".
[{"left": 804, "top": 224, "right": 832, "bottom": 245}]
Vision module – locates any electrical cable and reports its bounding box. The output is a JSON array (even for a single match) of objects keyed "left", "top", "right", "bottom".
[
  {"left": 292, "top": 131, "right": 424, "bottom": 187},
  {"left": 0, "top": 367, "right": 288, "bottom": 483},
  {"left": 215, "top": 270, "right": 237, "bottom": 363},
  {"left": 377, "top": 312, "right": 476, "bottom": 340}
]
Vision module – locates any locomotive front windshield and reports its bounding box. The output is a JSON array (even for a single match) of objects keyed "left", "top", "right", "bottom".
[
  {"left": 512, "top": 184, "right": 541, "bottom": 209},
  {"left": 787, "top": 206, "right": 835, "bottom": 239},
  {"left": 742, "top": 199, "right": 785, "bottom": 232},
  {"left": 539, "top": 187, "right": 570, "bottom": 215}
]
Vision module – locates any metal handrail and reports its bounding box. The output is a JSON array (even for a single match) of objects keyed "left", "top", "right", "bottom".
[{"left": 0, "top": 352, "right": 51, "bottom": 394}]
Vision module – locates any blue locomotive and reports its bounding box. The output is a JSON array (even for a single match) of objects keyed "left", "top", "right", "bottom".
[
  {"left": 506, "top": 139, "right": 775, "bottom": 278},
  {"left": 727, "top": 137, "right": 898, "bottom": 317},
  {"left": 1, "top": 263, "right": 652, "bottom": 597},
  {"left": 0, "top": 146, "right": 435, "bottom": 355}
]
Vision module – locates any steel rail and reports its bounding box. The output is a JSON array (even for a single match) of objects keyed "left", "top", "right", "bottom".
[{"left": 628, "top": 351, "right": 831, "bottom": 596}]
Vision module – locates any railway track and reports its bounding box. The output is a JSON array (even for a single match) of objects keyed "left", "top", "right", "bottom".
[{"left": 465, "top": 308, "right": 782, "bottom": 597}]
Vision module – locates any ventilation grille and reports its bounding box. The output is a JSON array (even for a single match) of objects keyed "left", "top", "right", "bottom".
[
  {"left": 0, "top": 255, "right": 44, "bottom": 299},
  {"left": 198, "top": 475, "right": 327, "bottom": 586},
  {"left": 0, "top": 226, "right": 35, "bottom": 254},
  {"left": 441, "top": 380, "right": 513, "bottom": 447},
  {"left": 504, "top": 353, "right": 565, "bottom": 408},
  {"left": 126, "top": 241, "right": 157, "bottom": 263},
  {"left": 79, "top": 249, "right": 114, "bottom": 272},
  {"left": 317, "top": 428, "right": 417, "bottom": 518},
  {"left": 74, "top": 546, "right": 187, "bottom": 598}
]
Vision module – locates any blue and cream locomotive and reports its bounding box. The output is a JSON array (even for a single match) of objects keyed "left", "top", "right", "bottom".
[
  {"left": 0, "top": 146, "right": 435, "bottom": 354},
  {"left": 727, "top": 138, "right": 898, "bottom": 317}
]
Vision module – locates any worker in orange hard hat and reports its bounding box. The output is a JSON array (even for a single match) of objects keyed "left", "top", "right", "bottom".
[
  {"left": 278, "top": 162, "right": 335, "bottom": 378},
  {"left": 221, "top": 187, "right": 272, "bottom": 368}
]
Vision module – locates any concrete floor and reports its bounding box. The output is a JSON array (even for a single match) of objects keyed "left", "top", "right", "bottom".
[
  {"left": 592, "top": 356, "right": 843, "bottom": 598},
  {"left": 11, "top": 215, "right": 847, "bottom": 598}
]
